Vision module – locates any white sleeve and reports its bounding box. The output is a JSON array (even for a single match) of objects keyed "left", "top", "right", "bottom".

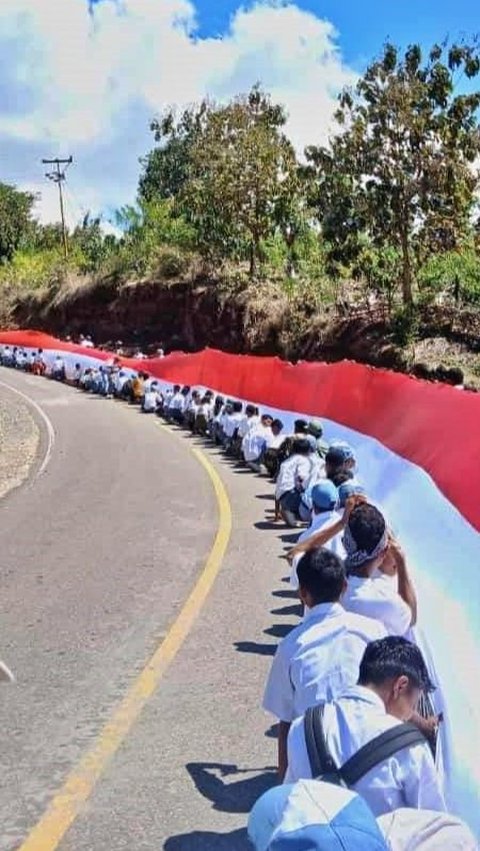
[
  {"left": 285, "top": 715, "right": 313, "bottom": 783},
  {"left": 262, "top": 646, "right": 295, "bottom": 723},
  {"left": 400, "top": 743, "right": 447, "bottom": 812},
  {"left": 380, "top": 593, "right": 412, "bottom": 637}
]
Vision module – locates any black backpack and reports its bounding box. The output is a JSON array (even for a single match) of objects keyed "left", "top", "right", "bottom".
[{"left": 304, "top": 704, "right": 426, "bottom": 787}]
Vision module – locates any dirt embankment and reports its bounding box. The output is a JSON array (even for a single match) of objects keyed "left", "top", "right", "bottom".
[{"left": 9, "top": 276, "right": 480, "bottom": 382}]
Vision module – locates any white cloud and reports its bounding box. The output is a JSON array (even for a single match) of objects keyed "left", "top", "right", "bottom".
[{"left": 0, "top": 0, "right": 356, "bottom": 224}]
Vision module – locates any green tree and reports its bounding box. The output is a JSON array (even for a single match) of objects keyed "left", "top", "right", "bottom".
[
  {"left": 0, "top": 183, "right": 36, "bottom": 261},
  {"left": 138, "top": 103, "right": 209, "bottom": 202},
  {"left": 308, "top": 41, "right": 480, "bottom": 303},
  {"left": 183, "top": 86, "right": 301, "bottom": 277}
]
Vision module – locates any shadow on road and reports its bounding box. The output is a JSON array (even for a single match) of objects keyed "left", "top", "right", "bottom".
[
  {"left": 234, "top": 640, "right": 277, "bottom": 656},
  {"left": 164, "top": 827, "right": 249, "bottom": 849},
  {"left": 271, "top": 589, "right": 298, "bottom": 600},
  {"left": 186, "top": 762, "right": 276, "bottom": 814},
  {"left": 270, "top": 603, "right": 302, "bottom": 617},
  {"left": 263, "top": 623, "right": 293, "bottom": 639}
]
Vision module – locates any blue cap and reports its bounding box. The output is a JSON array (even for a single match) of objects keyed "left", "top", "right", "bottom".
[
  {"left": 338, "top": 482, "right": 367, "bottom": 507},
  {"left": 311, "top": 480, "right": 339, "bottom": 510},
  {"left": 248, "top": 780, "right": 387, "bottom": 851},
  {"left": 326, "top": 441, "right": 356, "bottom": 465}
]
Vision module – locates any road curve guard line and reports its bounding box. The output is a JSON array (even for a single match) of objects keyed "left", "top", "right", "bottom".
[
  {"left": 0, "top": 377, "right": 55, "bottom": 480},
  {"left": 17, "top": 432, "right": 232, "bottom": 851}
]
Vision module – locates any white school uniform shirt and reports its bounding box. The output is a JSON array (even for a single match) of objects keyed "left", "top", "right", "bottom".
[
  {"left": 242, "top": 424, "right": 269, "bottom": 462},
  {"left": 286, "top": 686, "right": 446, "bottom": 817},
  {"left": 262, "top": 602, "right": 386, "bottom": 723},
  {"left": 169, "top": 392, "right": 185, "bottom": 412},
  {"left": 265, "top": 431, "right": 284, "bottom": 450},
  {"left": 223, "top": 411, "right": 243, "bottom": 438},
  {"left": 342, "top": 575, "right": 412, "bottom": 637},
  {"left": 238, "top": 414, "right": 259, "bottom": 439},
  {"left": 275, "top": 454, "right": 312, "bottom": 500},
  {"left": 290, "top": 511, "right": 345, "bottom": 590},
  {"left": 143, "top": 390, "right": 158, "bottom": 412}
]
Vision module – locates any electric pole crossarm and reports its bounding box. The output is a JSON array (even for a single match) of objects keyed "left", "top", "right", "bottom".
[{"left": 41, "top": 156, "right": 73, "bottom": 260}]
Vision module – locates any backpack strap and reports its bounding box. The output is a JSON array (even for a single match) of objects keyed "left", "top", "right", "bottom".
[
  {"left": 304, "top": 704, "right": 340, "bottom": 781},
  {"left": 340, "top": 723, "right": 426, "bottom": 787}
]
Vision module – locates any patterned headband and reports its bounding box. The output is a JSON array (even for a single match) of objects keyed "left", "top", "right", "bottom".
[{"left": 343, "top": 524, "right": 388, "bottom": 571}]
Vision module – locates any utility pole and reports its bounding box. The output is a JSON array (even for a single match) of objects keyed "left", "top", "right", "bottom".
[{"left": 42, "top": 156, "right": 73, "bottom": 260}]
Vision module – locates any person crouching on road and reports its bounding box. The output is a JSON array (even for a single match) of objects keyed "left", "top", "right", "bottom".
[
  {"left": 275, "top": 438, "right": 320, "bottom": 527},
  {"left": 263, "top": 547, "right": 386, "bottom": 781},
  {"left": 286, "top": 636, "right": 446, "bottom": 816},
  {"left": 51, "top": 354, "right": 66, "bottom": 382}
]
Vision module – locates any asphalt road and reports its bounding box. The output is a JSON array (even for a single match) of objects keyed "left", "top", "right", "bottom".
[{"left": 0, "top": 370, "right": 300, "bottom": 850}]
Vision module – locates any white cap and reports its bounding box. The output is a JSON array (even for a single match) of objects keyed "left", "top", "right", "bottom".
[{"left": 377, "top": 809, "right": 477, "bottom": 850}]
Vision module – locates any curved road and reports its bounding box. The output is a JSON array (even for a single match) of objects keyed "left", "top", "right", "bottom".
[{"left": 0, "top": 370, "right": 299, "bottom": 850}]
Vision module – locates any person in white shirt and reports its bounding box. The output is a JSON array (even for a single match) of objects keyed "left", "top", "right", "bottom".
[
  {"left": 223, "top": 401, "right": 244, "bottom": 452},
  {"left": 142, "top": 381, "right": 160, "bottom": 413},
  {"left": 287, "top": 500, "right": 416, "bottom": 638},
  {"left": 242, "top": 414, "right": 274, "bottom": 471},
  {"left": 167, "top": 385, "right": 186, "bottom": 424},
  {"left": 275, "top": 438, "right": 319, "bottom": 526},
  {"left": 341, "top": 503, "right": 416, "bottom": 637},
  {"left": 286, "top": 636, "right": 446, "bottom": 817},
  {"left": 237, "top": 404, "right": 260, "bottom": 440},
  {"left": 290, "top": 481, "right": 344, "bottom": 591},
  {"left": 263, "top": 547, "right": 386, "bottom": 779},
  {"left": 194, "top": 393, "right": 214, "bottom": 435},
  {"left": 52, "top": 354, "right": 66, "bottom": 381}
]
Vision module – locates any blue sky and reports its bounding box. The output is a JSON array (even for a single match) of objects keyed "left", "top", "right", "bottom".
[
  {"left": 193, "top": 0, "right": 479, "bottom": 65},
  {"left": 2, "top": 0, "right": 479, "bottom": 225}
]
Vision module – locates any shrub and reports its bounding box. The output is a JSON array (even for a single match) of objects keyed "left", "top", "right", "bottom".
[
  {"left": 418, "top": 249, "right": 480, "bottom": 305},
  {"left": 155, "top": 246, "right": 190, "bottom": 279}
]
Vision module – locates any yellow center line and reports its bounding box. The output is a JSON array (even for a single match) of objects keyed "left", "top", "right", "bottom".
[{"left": 19, "top": 432, "right": 232, "bottom": 851}]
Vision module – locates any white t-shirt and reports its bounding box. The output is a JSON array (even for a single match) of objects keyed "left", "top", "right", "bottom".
[
  {"left": 265, "top": 432, "right": 285, "bottom": 450},
  {"left": 263, "top": 603, "right": 386, "bottom": 723},
  {"left": 342, "top": 575, "right": 412, "bottom": 636},
  {"left": 275, "top": 454, "right": 312, "bottom": 500},
  {"left": 143, "top": 390, "right": 158, "bottom": 412},
  {"left": 224, "top": 411, "right": 243, "bottom": 438},
  {"left": 286, "top": 686, "right": 446, "bottom": 817},
  {"left": 169, "top": 392, "right": 185, "bottom": 412},
  {"left": 238, "top": 414, "right": 259, "bottom": 439},
  {"left": 242, "top": 424, "right": 269, "bottom": 462},
  {"left": 290, "top": 511, "right": 345, "bottom": 590}
]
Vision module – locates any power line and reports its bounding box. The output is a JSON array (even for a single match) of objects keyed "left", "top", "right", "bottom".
[{"left": 42, "top": 156, "right": 73, "bottom": 260}]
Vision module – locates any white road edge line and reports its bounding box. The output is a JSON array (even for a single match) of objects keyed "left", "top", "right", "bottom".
[{"left": 0, "top": 377, "right": 55, "bottom": 477}]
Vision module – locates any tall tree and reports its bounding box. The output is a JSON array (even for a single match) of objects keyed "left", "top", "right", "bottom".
[
  {"left": 183, "top": 86, "right": 301, "bottom": 276},
  {"left": 138, "top": 103, "right": 209, "bottom": 203},
  {"left": 0, "top": 183, "right": 36, "bottom": 262},
  {"left": 307, "top": 41, "right": 480, "bottom": 303}
]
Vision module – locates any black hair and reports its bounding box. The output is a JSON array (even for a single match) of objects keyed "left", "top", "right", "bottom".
[
  {"left": 329, "top": 470, "right": 352, "bottom": 487},
  {"left": 294, "top": 419, "right": 308, "bottom": 434},
  {"left": 75, "top": 363, "right": 81, "bottom": 369},
  {"left": 246, "top": 404, "right": 256, "bottom": 416},
  {"left": 271, "top": 418, "right": 284, "bottom": 432},
  {"left": 358, "top": 636, "right": 435, "bottom": 693},
  {"left": 348, "top": 503, "right": 386, "bottom": 553},
  {"left": 297, "top": 548, "right": 346, "bottom": 604},
  {"left": 173, "top": 385, "right": 180, "bottom": 393},
  {"left": 262, "top": 413, "right": 274, "bottom": 422},
  {"left": 233, "top": 401, "right": 243, "bottom": 413},
  {"left": 181, "top": 385, "right": 191, "bottom": 395},
  {"left": 292, "top": 438, "right": 313, "bottom": 456}
]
